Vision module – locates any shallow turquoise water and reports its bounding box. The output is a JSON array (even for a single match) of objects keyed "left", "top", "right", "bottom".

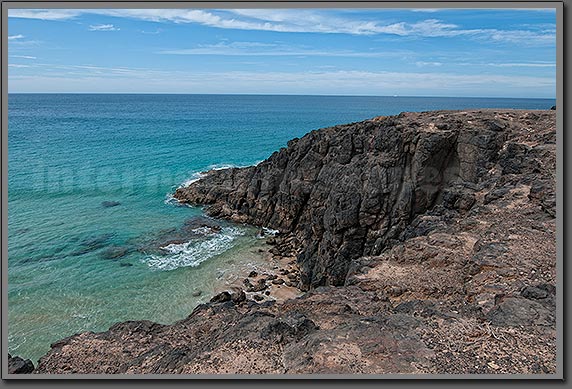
[{"left": 7, "top": 94, "right": 555, "bottom": 362}]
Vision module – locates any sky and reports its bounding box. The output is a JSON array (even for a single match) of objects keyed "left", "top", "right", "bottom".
[{"left": 7, "top": 8, "right": 557, "bottom": 97}]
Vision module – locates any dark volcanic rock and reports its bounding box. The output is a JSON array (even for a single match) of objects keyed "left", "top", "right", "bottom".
[
  {"left": 210, "top": 291, "right": 232, "bottom": 303},
  {"left": 8, "top": 354, "right": 35, "bottom": 374},
  {"left": 521, "top": 284, "right": 555, "bottom": 300},
  {"left": 261, "top": 311, "right": 319, "bottom": 342},
  {"left": 174, "top": 110, "right": 555, "bottom": 290},
  {"left": 486, "top": 297, "right": 554, "bottom": 327}
]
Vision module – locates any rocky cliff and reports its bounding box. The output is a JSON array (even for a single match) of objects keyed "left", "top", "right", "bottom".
[
  {"left": 23, "top": 109, "right": 556, "bottom": 375},
  {"left": 174, "top": 109, "right": 556, "bottom": 290}
]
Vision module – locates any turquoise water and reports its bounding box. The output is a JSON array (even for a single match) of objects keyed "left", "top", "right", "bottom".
[{"left": 7, "top": 94, "right": 555, "bottom": 362}]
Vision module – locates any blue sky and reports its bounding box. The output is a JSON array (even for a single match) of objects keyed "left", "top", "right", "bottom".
[{"left": 8, "top": 8, "right": 556, "bottom": 97}]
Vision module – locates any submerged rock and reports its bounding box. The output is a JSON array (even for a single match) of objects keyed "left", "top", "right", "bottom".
[
  {"left": 71, "top": 233, "right": 114, "bottom": 256},
  {"left": 101, "top": 201, "right": 121, "bottom": 208},
  {"left": 100, "top": 246, "right": 130, "bottom": 260},
  {"left": 130, "top": 216, "right": 226, "bottom": 254}
]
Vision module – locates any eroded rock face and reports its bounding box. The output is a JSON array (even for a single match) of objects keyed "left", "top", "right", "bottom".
[{"left": 175, "top": 110, "right": 555, "bottom": 289}]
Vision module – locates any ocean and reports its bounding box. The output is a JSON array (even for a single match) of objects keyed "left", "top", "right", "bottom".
[{"left": 7, "top": 94, "right": 555, "bottom": 362}]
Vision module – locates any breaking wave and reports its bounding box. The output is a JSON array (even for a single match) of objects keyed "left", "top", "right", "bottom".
[{"left": 143, "top": 227, "right": 245, "bottom": 271}]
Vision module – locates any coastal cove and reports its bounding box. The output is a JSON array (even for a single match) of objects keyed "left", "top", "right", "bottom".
[{"left": 8, "top": 94, "right": 555, "bottom": 364}]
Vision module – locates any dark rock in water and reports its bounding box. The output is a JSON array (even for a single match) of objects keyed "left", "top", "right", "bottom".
[
  {"left": 100, "top": 246, "right": 129, "bottom": 260},
  {"left": 132, "top": 216, "right": 225, "bottom": 254},
  {"left": 8, "top": 354, "right": 35, "bottom": 374},
  {"left": 248, "top": 271, "right": 258, "bottom": 278},
  {"left": 180, "top": 217, "right": 223, "bottom": 234},
  {"left": 102, "top": 201, "right": 121, "bottom": 208},
  {"left": 210, "top": 291, "right": 232, "bottom": 303},
  {"left": 550, "top": 105, "right": 556, "bottom": 110},
  {"left": 119, "top": 262, "right": 133, "bottom": 267},
  {"left": 71, "top": 233, "right": 114, "bottom": 256}
]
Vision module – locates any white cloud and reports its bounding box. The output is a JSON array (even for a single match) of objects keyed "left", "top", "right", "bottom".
[
  {"left": 487, "top": 29, "right": 555, "bottom": 44},
  {"left": 89, "top": 24, "right": 120, "bottom": 31},
  {"left": 416, "top": 61, "right": 443, "bottom": 67},
  {"left": 486, "top": 62, "right": 556, "bottom": 68},
  {"left": 8, "top": 34, "right": 24, "bottom": 40},
  {"left": 374, "top": 19, "right": 461, "bottom": 36},
  {"left": 8, "top": 9, "right": 82, "bottom": 20},
  {"left": 8, "top": 64, "right": 31, "bottom": 68},
  {"left": 159, "top": 41, "right": 412, "bottom": 58},
  {"left": 11, "top": 55, "right": 37, "bottom": 59},
  {"left": 6, "top": 9, "right": 555, "bottom": 44},
  {"left": 7, "top": 63, "right": 555, "bottom": 97},
  {"left": 140, "top": 28, "right": 162, "bottom": 34}
]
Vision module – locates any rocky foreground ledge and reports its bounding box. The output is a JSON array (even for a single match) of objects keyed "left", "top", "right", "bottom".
[{"left": 26, "top": 109, "right": 555, "bottom": 374}]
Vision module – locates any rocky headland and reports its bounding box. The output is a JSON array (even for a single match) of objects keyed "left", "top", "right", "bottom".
[{"left": 16, "top": 109, "right": 556, "bottom": 375}]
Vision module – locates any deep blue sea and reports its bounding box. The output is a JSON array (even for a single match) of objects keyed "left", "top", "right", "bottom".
[{"left": 7, "top": 94, "right": 555, "bottom": 362}]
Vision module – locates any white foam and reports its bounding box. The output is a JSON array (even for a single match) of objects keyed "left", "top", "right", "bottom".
[
  {"left": 143, "top": 227, "right": 245, "bottom": 271},
  {"left": 179, "top": 171, "right": 208, "bottom": 188},
  {"left": 262, "top": 227, "right": 279, "bottom": 236},
  {"left": 163, "top": 193, "right": 178, "bottom": 205},
  {"left": 190, "top": 226, "right": 218, "bottom": 235},
  {"left": 208, "top": 163, "right": 239, "bottom": 171},
  {"left": 257, "top": 227, "right": 279, "bottom": 238}
]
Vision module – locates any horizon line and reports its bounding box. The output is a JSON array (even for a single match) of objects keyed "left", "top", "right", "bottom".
[{"left": 6, "top": 92, "right": 556, "bottom": 100}]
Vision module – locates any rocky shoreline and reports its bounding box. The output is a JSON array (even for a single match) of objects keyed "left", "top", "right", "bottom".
[
  {"left": 210, "top": 232, "right": 304, "bottom": 305},
  {"left": 10, "top": 109, "right": 556, "bottom": 375}
]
